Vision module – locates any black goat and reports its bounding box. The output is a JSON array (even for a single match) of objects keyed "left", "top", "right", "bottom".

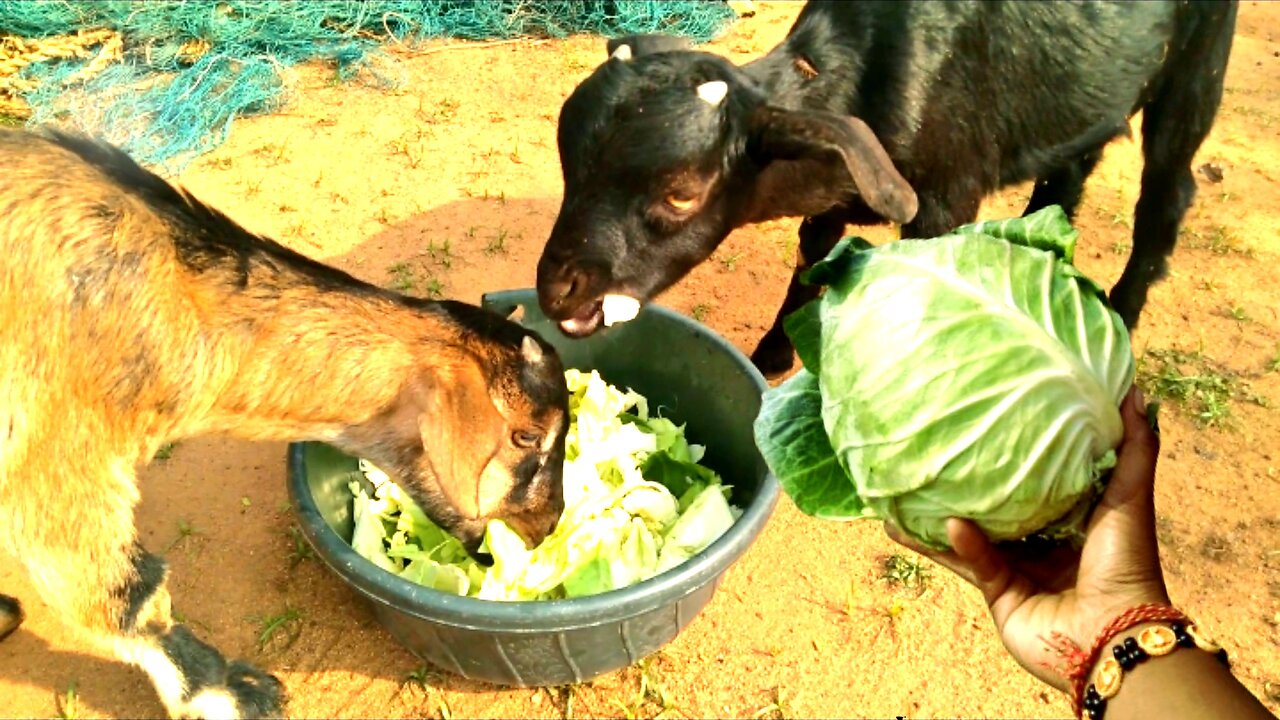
[{"left": 535, "top": 0, "right": 1238, "bottom": 376}]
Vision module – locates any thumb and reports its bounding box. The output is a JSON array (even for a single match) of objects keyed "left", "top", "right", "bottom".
[
  {"left": 1077, "top": 385, "right": 1172, "bottom": 615},
  {"left": 1099, "top": 386, "right": 1160, "bottom": 511},
  {"left": 1084, "top": 384, "right": 1163, "bottom": 572}
]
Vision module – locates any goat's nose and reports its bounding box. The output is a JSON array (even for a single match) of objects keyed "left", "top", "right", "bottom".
[
  {"left": 507, "top": 512, "right": 556, "bottom": 549},
  {"left": 542, "top": 510, "right": 560, "bottom": 539},
  {"left": 537, "top": 262, "right": 590, "bottom": 313},
  {"left": 548, "top": 273, "right": 579, "bottom": 305}
]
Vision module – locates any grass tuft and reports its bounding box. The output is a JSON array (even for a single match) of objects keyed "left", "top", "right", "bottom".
[{"left": 1137, "top": 346, "right": 1269, "bottom": 428}]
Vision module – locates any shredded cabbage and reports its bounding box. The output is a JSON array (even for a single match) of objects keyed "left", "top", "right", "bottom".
[{"left": 347, "top": 369, "right": 741, "bottom": 601}]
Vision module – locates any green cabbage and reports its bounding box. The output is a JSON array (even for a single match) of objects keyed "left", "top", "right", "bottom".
[
  {"left": 348, "top": 369, "right": 741, "bottom": 600},
  {"left": 753, "top": 206, "right": 1135, "bottom": 550}
]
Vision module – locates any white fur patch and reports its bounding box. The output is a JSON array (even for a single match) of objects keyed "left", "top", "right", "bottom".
[
  {"left": 117, "top": 637, "right": 251, "bottom": 719},
  {"left": 116, "top": 639, "right": 187, "bottom": 715},
  {"left": 696, "top": 80, "right": 728, "bottom": 106},
  {"left": 610, "top": 44, "right": 632, "bottom": 61},
  {"left": 186, "top": 687, "right": 242, "bottom": 720},
  {"left": 601, "top": 294, "right": 641, "bottom": 327}
]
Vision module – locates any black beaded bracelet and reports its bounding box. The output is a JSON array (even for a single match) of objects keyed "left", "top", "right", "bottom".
[{"left": 1081, "top": 621, "right": 1230, "bottom": 720}]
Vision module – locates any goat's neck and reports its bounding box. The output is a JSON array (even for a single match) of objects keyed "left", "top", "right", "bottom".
[{"left": 184, "top": 279, "right": 441, "bottom": 445}]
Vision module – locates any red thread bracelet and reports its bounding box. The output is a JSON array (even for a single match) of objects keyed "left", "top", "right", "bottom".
[{"left": 1037, "top": 603, "right": 1189, "bottom": 717}]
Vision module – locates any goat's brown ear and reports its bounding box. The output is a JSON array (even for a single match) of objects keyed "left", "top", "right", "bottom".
[
  {"left": 747, "top": 106, "right": 919, "bottom": 225},
  {"left": 418, "top": 363, "right": 511, "bottom": 521},
  {"left": 605, "top": 34, "right": 692, "bottom": 60}
]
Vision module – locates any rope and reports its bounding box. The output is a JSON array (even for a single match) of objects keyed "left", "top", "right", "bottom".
[{"left": 0, "top": 28, "right": 123, "bottom": 118}]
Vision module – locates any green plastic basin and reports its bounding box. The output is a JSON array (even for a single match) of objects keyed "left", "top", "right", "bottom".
[{"left": 287, "top": 288, "right": 778, "bottom": 687}]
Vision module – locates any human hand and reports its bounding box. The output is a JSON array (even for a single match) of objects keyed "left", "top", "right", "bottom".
[{"left": 886, "top": 386, "right": 1171, "bottom": 690}]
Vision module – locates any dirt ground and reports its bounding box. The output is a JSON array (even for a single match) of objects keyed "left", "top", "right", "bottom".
[{"left": 2, "top": 2, "right": 1279, "bottom": 718}]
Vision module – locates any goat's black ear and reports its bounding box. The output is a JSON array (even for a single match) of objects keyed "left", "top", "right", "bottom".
[
  {"left": 605, "top": 34, "right": 693, "bottom": 60},
  {"left": 746, "top": 106, "right": 919, "bottom": 225}
]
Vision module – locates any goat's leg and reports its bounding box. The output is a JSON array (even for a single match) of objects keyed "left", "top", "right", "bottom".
[
  {"left": 750, "top": 188, "right": 981, "bottom": 377},
  {"left": 1110, "top": 10, "right": 1235, "bottom": 328},
  {"left": 750, "top": 212, "right": 846, "bottom": 377},
  {"left": 0, "top": 593, "right": 22, "bottom": 641},
  {"left": 1023, "top": 147, "right": 1105, "bottom": 220},
  {"left": 18, "top": 462, "right": 284, "bottom": 719},
  {"left": 902, "top": 186, "right": 983, "bottom": 239}
]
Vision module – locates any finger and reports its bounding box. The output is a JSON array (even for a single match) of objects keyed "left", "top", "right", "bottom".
[
  {"left": 1082, "top": 385, "right": 1166, "bottom": 583},
  {"left": 1102, "top": 386, "right": 1161, "bottom": 509},
  {"left": 952, "top": 515, "right": 1029, "bottom": 622}
]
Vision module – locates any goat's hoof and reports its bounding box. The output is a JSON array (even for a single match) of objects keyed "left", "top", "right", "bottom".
[
  {"left": 182, "top": 662, "right": 285, "bottom": 720},
  {"left": 0, "top": 594, "right": 23, "bottom": 642},
  {"left": 225, "top": 661, "right": 285, "bottom": 719},
  {"left": 749, "top": 344, "right": 798, "bottom": 380},
  {"left": 228, "top": 661, "right": 286, "bottom": 719}
]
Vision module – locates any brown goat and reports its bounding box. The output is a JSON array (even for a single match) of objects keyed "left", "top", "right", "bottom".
[{"left": 0, "top": 128, "right": 569, "bottom": 718}]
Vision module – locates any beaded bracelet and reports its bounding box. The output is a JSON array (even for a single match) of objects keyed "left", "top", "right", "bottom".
[
  {"left": 1040, "top": 602, "right": 1189, "bottom": 715},
  {"left": 1080, "top": 620, "right": 1231, "bottom": 720}
]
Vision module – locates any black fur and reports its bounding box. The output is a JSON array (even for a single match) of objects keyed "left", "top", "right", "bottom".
[
  {"left": 431, "top": 300, "right": 564, "bottom": 407},
  {"left": 159, "top": 625, "right": 233, "bottom": 697},
  {"left": 536, "top": 0, "right": 1238, "bottom": 376},
  {"left": 159, "top": 624, "right": 285, "bottom": 713},
  {"left": 0, "top": 593, "right": 23, "bottom": 642},
  {"left": 114, "top": 544, "right": 168, "bottom": 633}
]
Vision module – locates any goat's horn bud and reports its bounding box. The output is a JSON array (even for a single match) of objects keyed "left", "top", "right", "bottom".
[
  {"left": 610, "top": 44, "right": 632, "bottom": 61},
  {"left": 521, "top": 335, "right": 544, "bottom": 364},
  {"left": 696, "top": 80, "right": 728, "bottom": 106}
]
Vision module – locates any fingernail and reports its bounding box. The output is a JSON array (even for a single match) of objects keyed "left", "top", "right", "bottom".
[{"left": 1133, "top": 386, "right": 1147, "bottom": 416}]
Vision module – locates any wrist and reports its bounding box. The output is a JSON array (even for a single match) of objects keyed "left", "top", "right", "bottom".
[
  {"left": 1086, "top": 620, "right": 1174, "bottom": 686},
  {"left": 1039, "top": 602, "right": 1187, "bottom": 716},
  {"left": 1080, "top": 616, "right": 1230, "bottom": 719},
  {"left": 1069, "top": 583, "right": 1172, "bottom": 663},
  {"left": 1078, "top": 589, "right": 1172, "bottom": 654}
]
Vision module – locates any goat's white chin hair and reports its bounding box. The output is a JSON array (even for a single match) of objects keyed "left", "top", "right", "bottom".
[
  {"left": 610, "top": 44, "right": 632, "bottom": 61},
  {"left": 696, "top": 80, "right": 728, "bottom": 106}
]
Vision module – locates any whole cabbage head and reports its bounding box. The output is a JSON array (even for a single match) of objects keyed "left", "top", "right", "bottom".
[{"left": 753, "top": 206, "right": 1135, "bottom": 550}]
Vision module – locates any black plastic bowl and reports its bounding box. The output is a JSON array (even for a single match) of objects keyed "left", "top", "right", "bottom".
[{"left": 288, "top": 288, "right": 779, "bottom": 687}]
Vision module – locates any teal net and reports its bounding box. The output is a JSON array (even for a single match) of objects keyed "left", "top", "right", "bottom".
[{"left": 0, "top": 1, "right": 736, "bottom": 171}]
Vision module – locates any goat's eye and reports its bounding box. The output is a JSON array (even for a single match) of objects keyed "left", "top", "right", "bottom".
[
  {"left": 664, "top": 192, "right": 699, "bottom": 212},
  {"left": 512, "top": 430, "right": 543, "bottom": 449}
]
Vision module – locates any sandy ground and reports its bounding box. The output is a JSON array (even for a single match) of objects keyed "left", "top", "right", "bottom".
[{"left": 2, "top": 2, "right": 1278, "bottom": 718}]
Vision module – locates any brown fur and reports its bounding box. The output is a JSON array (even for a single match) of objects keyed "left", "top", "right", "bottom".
[{"left": 0, "top": 128, "right": 568, "bottom": 718}]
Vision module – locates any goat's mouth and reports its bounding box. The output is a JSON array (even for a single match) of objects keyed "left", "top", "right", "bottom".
[
  {"left": 556, "top": 293, "right": 643, "bottom": 337},
  {"left": 557, "top": 299, "right": 604, "bottom": 337}
]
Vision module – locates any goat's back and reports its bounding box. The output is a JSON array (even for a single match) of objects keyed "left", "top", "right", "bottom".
[{"left": 776, "top": 0, "right": 1231, "bottom": 188}]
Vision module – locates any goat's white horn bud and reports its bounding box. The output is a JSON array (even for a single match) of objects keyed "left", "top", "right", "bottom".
[
  {"left": 610, "top": 44, "right": 632, "bottom": 61},
  {"left": 696, "top": 80, "right": 729, "bottom": 106},
  {"left": 520, "top": 335, "right": 544, "bottom": 364}
]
